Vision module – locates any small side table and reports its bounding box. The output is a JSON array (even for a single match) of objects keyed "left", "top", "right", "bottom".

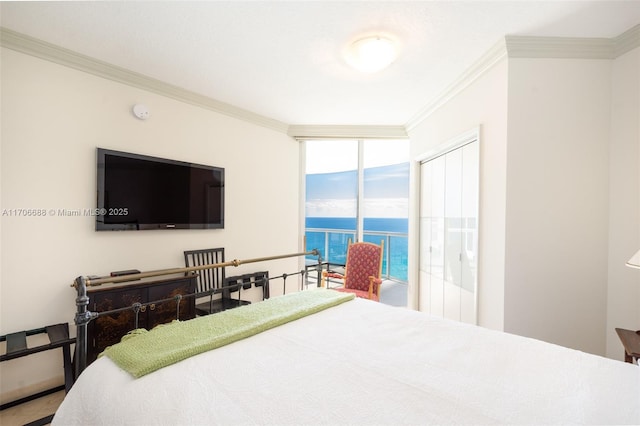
[{"left": 615, "top": 328, "right": 640, "bottom": 364}]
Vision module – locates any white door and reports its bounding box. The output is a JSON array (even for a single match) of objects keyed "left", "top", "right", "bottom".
[
  {"left": 418, "top": 160, "right": 433, "bottom": 312},
  {"left": 418, "top": 133, "right": 479, "bottom": 324},
  {"left": 460, "top": 142, "right": 479, "bottom": 324},
  {"left": 430, "top": 155, "right": 446, "bottom": 317},
  {"left": 443, "top": 148, "right": 462, "bottom": 321}
]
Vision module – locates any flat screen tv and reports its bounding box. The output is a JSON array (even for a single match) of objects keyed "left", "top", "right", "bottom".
[{"left": 96, "top": 148, "right": 224, "bottom": 231}]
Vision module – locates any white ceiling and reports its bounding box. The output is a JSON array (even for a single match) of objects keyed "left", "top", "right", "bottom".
[{"left": 2, "top": 1, "right": 640, "bottom": 127}]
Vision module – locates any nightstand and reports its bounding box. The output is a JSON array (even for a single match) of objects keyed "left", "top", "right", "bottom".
[{"left": 615, "top": 328, "right": 640, "bottom": 364}]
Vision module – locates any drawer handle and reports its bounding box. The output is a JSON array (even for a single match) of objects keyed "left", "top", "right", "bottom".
[{"left": 149, "top": 304, "right": 156, "bottom": 311}]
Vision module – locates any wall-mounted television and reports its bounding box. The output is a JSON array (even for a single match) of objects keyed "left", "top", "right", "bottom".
[{"left": 96, "top": 148, "right": 224, "bottom": 231}]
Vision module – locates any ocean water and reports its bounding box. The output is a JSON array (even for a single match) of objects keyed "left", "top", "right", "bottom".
[{"left": 305, "top": 217, "right": 408, "bottom": 282}]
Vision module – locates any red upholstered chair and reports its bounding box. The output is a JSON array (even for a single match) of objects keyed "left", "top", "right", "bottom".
[{"left": 322, "top": 241, "right": 384, "bottom": 301}]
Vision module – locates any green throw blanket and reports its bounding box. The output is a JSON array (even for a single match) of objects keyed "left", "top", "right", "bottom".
[{"left": 103, "top": 289, "right": 355, "bottom": 378}]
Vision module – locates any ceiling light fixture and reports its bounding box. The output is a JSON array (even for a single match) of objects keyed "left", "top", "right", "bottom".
[{"left": 345, "top": 35, "right": 397, "bottom": 73}]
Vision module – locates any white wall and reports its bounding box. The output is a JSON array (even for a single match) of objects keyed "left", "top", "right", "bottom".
[
  {"left": 504, "top": 58, "right": 612, "bottom": 355},
  {"left": 0, "top": 48, "right": 301, "bottom": 400},
  {"left": 606, "top": 46, "right": 640, "bottom": 359},
  {"left": 408, "top": 59, "right": 509, "bottom": 331},
  {"left": 410, "top": 46, "right": 639, "bottom": 359}
]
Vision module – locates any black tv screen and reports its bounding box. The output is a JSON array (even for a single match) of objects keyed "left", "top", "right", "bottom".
[{"left": 96, "top": 148, "right": 224, "bottom": 230}]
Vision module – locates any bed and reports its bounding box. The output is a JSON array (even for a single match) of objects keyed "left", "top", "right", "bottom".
[{"left": 53, "top": 288, "right": 640, "bottom": 425}]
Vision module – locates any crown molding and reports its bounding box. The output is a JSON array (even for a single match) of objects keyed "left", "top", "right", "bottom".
[
  {"left": 406, "top": 25, "right": 640, "bottom": 131},
  {"left": 3, "top": 24, "right": 639, "bottom": 139},
  {"left": 504, "top": 25, "right": 640, "bottom": 59},
  {"left": 288, "top": 125, "right": 408, "bottom": 140},
  {"left": 505, "top": 35, "right": 615, "bottom": 59},
  {"left": 0, "top": 27, "right": 289, "bottom": 134},
  {"left": 405, "top": 38, "right": 508, "bottom": 131},
  {"left": 614, "top": 24, "right": 640, "bottom": 57}
]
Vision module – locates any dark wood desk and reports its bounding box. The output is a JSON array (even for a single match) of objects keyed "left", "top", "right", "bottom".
[{"left": 615, "top": 328, "right": 640, "bottom": 364}]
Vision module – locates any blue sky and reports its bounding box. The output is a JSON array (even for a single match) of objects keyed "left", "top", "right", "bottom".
[
  {"left": 305, "top": 162, "right": 410, "bottom": 218},
  {"left": 306, "top": 162, "right": 409, "bottom": 200}
]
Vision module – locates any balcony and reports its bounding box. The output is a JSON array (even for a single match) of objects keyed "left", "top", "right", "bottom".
[{"left": 304, "top": 227, "right": 408, "bottom": 307}]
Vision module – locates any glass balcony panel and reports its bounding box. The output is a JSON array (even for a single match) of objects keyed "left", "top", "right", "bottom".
[
  {"left": 327, "top": 232, "right": 354, "bottom": 265},
  {"left": 304, "top": 231, "right": 326, "bottom": 261}
]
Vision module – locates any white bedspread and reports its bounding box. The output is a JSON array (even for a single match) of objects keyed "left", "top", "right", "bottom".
[{"left": 53, "top": 297, "right": 640, "bottom": 425}]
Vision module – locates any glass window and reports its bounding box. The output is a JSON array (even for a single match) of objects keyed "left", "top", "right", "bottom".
[
  {"left": 305, "top": 140, "right": 358, "bottom": 265},
  {"left": 362, "top": 140, "right": 409, "bottom": 280},
  {"left": 305, "top": 139, "right": 409, "bottom": 283}
]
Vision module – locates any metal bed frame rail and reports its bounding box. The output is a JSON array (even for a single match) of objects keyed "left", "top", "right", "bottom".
[{"left": 71, "top": 249, "right": 322, "bottom": 378}]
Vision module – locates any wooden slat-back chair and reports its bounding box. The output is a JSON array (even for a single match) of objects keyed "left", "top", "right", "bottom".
[{"left": 184, "top": 248, "right": 227, "bottom": 315}]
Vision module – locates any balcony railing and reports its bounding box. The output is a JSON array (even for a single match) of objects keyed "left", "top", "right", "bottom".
[{"left": 305, "top": 228, "right": 408, "bottom": 283}]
